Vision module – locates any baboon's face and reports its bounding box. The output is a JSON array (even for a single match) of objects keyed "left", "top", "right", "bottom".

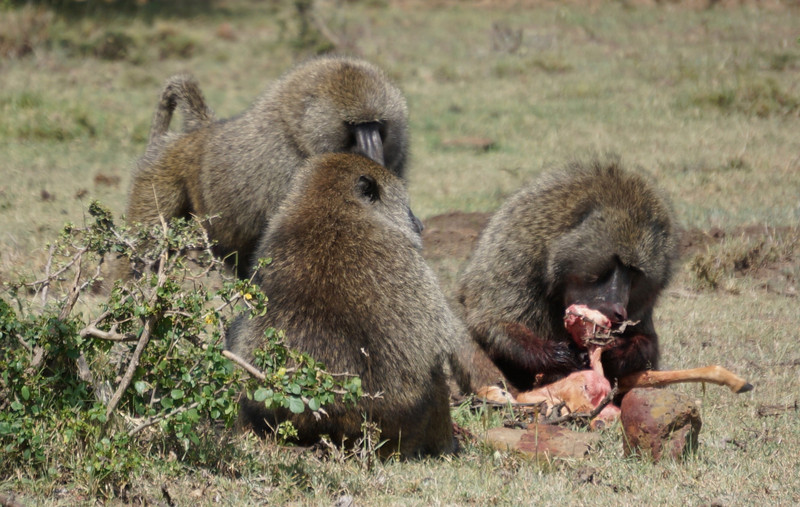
[
  {"left": 300, "top": 101, "right": 406, "bottom": 168},
  {"left": 293, "top": 63, "right": 408, "bottom": 174},
  {"left": 561, "top": 257, "right": 639, "bottom": 326},
  {"left": 548, "top": 211, "right": 668, "bottom": 329}
]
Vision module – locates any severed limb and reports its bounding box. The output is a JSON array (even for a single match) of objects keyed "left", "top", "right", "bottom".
[{"left": 618, "top": 366, "right": 753, "bottom": 394}]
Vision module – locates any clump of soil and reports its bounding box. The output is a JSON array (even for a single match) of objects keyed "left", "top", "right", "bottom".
[{"left": 422, "top": 211, "right": 490, "bottom": 261}]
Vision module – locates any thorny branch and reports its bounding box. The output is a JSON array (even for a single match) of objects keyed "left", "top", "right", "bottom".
[
  {"left": 104, "top": 216, "right": 171, "bottom": 419},
  {"left": 544, "top": 385, "right": 619, "bottom": 426},
  {"left": 26, "top": 245, "right": 87, "bottom": 303},
  {"left": 127, "top": 400, "right": 202, "bottom": 437}
]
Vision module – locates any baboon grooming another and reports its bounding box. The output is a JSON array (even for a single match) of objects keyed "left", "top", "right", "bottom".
[
  {"left": 124, "top": 56, "right": 409, "bottom": 275},
  {"left": 458, "top": 158, "right": 678, "bottom": 393},
  {"left": 227, "top": 153, "right": 462, "bottom": 457}
]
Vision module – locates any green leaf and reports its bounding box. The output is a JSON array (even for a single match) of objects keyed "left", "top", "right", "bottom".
[
  {"left": 171, "top": 389, "right": 184, "bottom": 400},
  {"left": 20, "top": 386, "right": 30, "bottom": 401},
  {"left": 253, "top": 387, "right": 271, "bottom": 402},
  {"left": 288, "top": 397, "right": 305, "bottom": 414},
  {"left": 134, "top": 381, "right": 147, "bottom": 395},
  {"left": 308, "top": 397, "right": 320, "bottom": 411}
]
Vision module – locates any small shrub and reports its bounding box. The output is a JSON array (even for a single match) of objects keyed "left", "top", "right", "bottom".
[
  {"left": 0, "top": 201, "right": 362, "bottom": 495},
  {"left": 150, "top": 25, "right": 196, "bottom": 60},
  {"left": 91, "top": 30, "right": 134, "bottom": 61}
]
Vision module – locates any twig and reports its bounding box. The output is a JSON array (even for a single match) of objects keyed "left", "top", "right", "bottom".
[
  {"left": 81, "top": 325, "right": 138, "bottom": 342},
  {"left": 80, "top": 309, "right": 138, "bottom": 342},
  {"left": 219, "top": 347, "right": 355, "bottom": 397},
  {"left": 221, "top": 349, "right": 266, "bottom": 381},
  {"left": 472, "top": 398, "right": 549, "bottom": 410},
  {"left": 15, "top": 334, "right": 32, "bottom": 353},
  {"left": 57, "top": 256, "right": 83, "bottom": 321},
  {"left": 29, "top": 346, "right": 45, "bottom": 370},
  {"left": 180, "top": 214, "right": 219, "bottom": 281},
  {"left": 310, "top": 10, "right": 346, "bottom": 50},
  {"left": 544, "top": 386, "right": 618, "bottom": 425},
  {"left": 24, "top": 246, "right": 87, "bottom": 294},
  {"left": 105, "top": 222, "right": 170, "bottom": 419},
  {"left": 127, "top": 400, "right": 201, "bottom": 437},
  {"left": 75, "top": 262, "right": 104, "bottom": 295},
  {"left": 105, "top": 314, "right": 158, "bottom": 419},
  {"left": 40, "top": 243, "right": 56, "bottom": 305},
  {"left": 756, "top": 401, "right": 798, "bottom": 418}
]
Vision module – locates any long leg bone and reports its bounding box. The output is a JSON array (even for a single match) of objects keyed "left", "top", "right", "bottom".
[{"left": 618, "top": 366, "right": 754, "bottom": 394}]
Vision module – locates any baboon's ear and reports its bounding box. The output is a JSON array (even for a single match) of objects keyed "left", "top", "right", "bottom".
[{"left": 357, "top": 175, "right": 380, "bottom": 203}]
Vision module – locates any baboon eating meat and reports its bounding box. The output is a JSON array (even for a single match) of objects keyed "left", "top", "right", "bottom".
[
  {"left": 227, "top": 153, "right": 463, "bottom": 457},
  {"left": 122, "top": 56, "right": 409, "bottom": 277},
  {"left": 457, "top": 157, "right": 678, "bottom": 393}
]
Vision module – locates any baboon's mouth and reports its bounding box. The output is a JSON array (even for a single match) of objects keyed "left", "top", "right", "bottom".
[{"left": 563, "top": 304, "right": 639, "bottom": 349}]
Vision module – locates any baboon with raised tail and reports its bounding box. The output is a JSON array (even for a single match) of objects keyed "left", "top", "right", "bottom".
[{"left": 120, "top": 56, "right": 409, "bottom": 278}]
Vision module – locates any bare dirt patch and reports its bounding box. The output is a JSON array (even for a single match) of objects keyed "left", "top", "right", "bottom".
[{"left": 422, "top": 211, "right": 490, "bottom": 261}]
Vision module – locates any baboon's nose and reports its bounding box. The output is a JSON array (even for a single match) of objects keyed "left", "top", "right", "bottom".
[{"left": 352, "top": 122, "right": 385, "bottom": 166}]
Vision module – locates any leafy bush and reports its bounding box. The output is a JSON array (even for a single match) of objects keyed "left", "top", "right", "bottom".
[{"left": 0, "top": 202, "right": 362, "bottom": 495}]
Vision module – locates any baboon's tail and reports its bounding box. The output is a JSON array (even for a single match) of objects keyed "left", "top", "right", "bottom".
[{"left": 148, "top": 74, "right": 214, "bottom": 145}]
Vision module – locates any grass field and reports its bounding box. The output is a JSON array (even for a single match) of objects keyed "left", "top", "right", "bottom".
[{"left": 1, "top": 0, "right": 799, "bottom": 504}]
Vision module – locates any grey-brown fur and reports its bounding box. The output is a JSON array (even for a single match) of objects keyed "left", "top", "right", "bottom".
[
  {"left": 457, "top": 157, "right": 678, "bottom": 392},
  {"left": 123, "top": 56, "right": 409, "bottom": 276},
  {"left": 226, "top": 153, "right": 462, "bottom": 457},
  {"left": 148, "top": 74, "right": 215, "bottom": 144}
]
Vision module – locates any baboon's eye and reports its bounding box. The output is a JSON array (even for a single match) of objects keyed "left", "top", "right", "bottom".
[
  {"left": 584, "top": 274, "right": 600, "bottom": 285},
  {"left": 357, "top": 175, "right": 380, "bottom": 202},
  {"left": 630, "top": 267, "right": 644, "bottom": 290},
  {"left": 345, "top": 123, "right": 357, "bottom": 147}
]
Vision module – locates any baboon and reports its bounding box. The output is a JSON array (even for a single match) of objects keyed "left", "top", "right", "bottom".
[
  {"left": 226, "top": 153, "right": 463, "bottom": 457},
  {"left": 123, "top": 56, "right": 409, "bottom": 276},
  {"left": 457, "top": 157, "right": 678, "bottom": 393}
]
